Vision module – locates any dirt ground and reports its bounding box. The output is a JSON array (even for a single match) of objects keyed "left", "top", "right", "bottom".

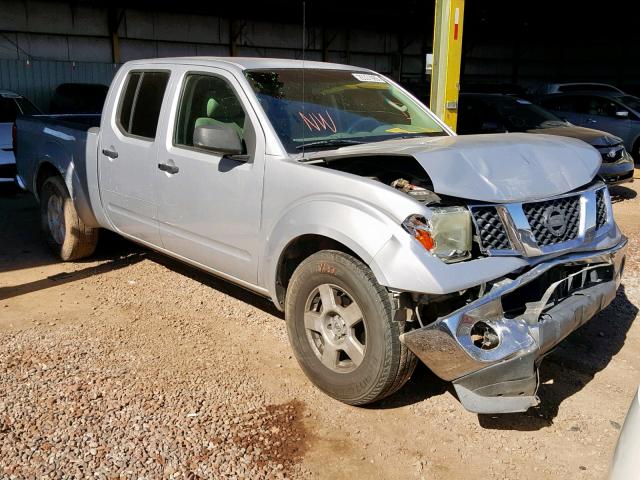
[{"left": 1, "top": 173, "right": 640, "bottom": 479}]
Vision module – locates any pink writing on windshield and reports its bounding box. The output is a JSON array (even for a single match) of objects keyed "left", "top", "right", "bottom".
[{"left": 298, "top": 111, "right": 337, "bottom": 133}]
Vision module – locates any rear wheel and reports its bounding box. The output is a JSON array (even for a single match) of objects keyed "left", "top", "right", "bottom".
[
  {"left": 285, "top": 250, "right": 417, "bottom": 405},
  {"left": 40, "top": 176, "right": 98, "bottom": 261}
]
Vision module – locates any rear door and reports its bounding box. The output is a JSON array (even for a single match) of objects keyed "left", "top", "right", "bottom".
[
  {"left": 154, "top": 67, "right": 266, "bottom": 284},
  {"left": 98, "top": 69, "right": 171, "bottom": 246}
]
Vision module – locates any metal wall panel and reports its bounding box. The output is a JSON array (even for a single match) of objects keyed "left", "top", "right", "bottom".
[{"left": 0, "top": 59, "right": 119, "bottom": 111}]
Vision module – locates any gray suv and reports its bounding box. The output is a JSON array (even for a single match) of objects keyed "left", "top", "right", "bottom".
[{"left": 540, "top": 91, "right": 640, "bottom": 160}]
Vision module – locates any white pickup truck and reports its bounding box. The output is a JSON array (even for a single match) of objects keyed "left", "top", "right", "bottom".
[{"left": 15, "top": 57, "right": 627, "bottom": 414}]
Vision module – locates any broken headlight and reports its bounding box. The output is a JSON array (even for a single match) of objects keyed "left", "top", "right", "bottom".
[{"left": 402, "top": 206, "right": 472, "bottom": 263}]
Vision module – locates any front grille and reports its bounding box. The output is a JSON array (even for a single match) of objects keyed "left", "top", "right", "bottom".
[
  {"left": 597, "top": 145, "right": 625, "bottom": 164},
  {"left": 522, "top": 195, "right": 581, "bottom": 246},
  {"left": 471, "top": 206, "right": 511, "bottom": 250},
  {"left": 596, "top": 189, "right": 607, "bottom": 229}
]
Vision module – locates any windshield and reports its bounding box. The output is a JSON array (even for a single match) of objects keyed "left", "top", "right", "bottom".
[
  {"left": 483, "top": 97, "right": 566, "bottom": 131},
  {"left": 245, "top": 69, "right": 446, "bottom": 152},
  {"left": 617, "top": 95, "right": 640, "bottom": 112}
]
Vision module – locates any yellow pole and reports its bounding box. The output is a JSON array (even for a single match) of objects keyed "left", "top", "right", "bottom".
[{"left": 430, "top": 0, "right": 465, "bottom": 131}]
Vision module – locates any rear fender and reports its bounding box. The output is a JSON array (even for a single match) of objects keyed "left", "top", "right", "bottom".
[{"left": 34, "top": 138, "right": 99, "bottom": 228}]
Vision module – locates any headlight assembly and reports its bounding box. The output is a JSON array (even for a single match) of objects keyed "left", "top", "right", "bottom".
[{"left": 402, "top": 206, "right": 472, "bottom": 263}]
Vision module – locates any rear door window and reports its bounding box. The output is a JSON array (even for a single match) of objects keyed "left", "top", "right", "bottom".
[{"left": 117, "top": 71, "right": 170, "bottom": 140}]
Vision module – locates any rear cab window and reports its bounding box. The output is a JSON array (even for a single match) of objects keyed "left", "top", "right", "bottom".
[
  {"left": 117, "top": 71, "right": 170, "bottom": 140},
  {"left": 0, "top": 95, "right": 40, "bottom": 123}
]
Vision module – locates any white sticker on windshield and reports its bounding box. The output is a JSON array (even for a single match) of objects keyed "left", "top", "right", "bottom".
[{"left": 352, "top": 73, "right": 386, "bottom": 83}]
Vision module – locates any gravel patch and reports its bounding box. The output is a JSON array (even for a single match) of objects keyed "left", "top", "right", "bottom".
[{"left": 0, "top": 324, "right": 307, "bottom": 479}]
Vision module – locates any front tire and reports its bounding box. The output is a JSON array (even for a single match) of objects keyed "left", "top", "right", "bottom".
[
  {"left": 40, "top": 176, "right": 98, "bottom": 261},
  {"left": 285, "top": 250, "right": 417, "bottom": 405}
]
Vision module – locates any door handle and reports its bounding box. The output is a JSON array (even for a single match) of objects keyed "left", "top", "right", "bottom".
[
  {"left": 158, "top": 162, "right": 179, "bottom": 174},
  {"left": 102, "top": 148, "right": 118, "bottom": 159}
]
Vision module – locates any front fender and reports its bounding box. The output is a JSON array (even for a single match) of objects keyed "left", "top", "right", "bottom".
[
  {"left": 261, "top": 196, "right": 398, "bottom": 304},
  {"left": 262, "top": 195, "right": 529, "bottom": 305}
]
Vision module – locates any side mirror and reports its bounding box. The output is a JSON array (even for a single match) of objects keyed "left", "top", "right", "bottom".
[
  {"left": 615, "top": 110, "right": 629, "bottom": 118},
  {"left": 193, "top": 124, "right": 244, "bottom": 156}
]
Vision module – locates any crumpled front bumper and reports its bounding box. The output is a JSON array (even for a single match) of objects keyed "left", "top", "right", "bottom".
[{"left": 400, "top": 237, "right": 627, "bottom": 414}]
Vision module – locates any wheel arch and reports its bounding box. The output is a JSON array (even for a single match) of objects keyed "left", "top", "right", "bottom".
[
  {"left": 34, "top": 161, "right": 62, "bottom": 198},
  {"left": 34, "top": 158, "right": 100, "bottom": 228},
  {"left": 262, "top": 200, "right": 400, "bottom": 310},
  {"left": 273, "top": 234, "right": 368, "bottom": 309}
]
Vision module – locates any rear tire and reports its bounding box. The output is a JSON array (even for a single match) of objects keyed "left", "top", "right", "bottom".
[
  {"left": 40, "top": 176, "right": 98, "bottom": 261},
  {"left": 285, "top": 250, "right": 417, "bottom": 405}
]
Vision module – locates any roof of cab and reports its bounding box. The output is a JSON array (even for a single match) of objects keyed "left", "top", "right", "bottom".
[{"left": 124, "top": 56, "right": 371, "bottom": 73}]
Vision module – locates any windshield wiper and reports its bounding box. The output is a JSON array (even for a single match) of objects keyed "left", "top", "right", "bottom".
[
  {"left": 295, "top": 139, "right": 364, "bottom": 151},
  {"left": 390, "top": 132, "right": 445, "bottom": 139}
]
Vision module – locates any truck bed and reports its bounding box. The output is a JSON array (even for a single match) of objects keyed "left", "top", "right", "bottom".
[
  {"left": 15, "top": 113, "right": 102, "bottom": 227},
  {"left": 28, "top": 113, "right": 101, "bottom": 130}
]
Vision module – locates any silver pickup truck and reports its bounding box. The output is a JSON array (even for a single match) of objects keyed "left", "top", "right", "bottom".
[{"left": 15, "top": 57, "right": 627, "bottom": 414}]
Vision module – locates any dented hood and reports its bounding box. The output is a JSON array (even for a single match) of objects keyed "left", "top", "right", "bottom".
[{"left": 309, "top": 132, "right": 602, "bottom": 203}]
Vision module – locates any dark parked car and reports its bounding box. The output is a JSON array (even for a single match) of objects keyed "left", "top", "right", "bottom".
[
  {"left": 457, "top": 93, "right": 634, "bottom": 185},
  {"left": 539, "top": 91, "right": 640, "bottom": 160},
  {"left": 49, "top": 83, "right": 109, "bottom": 114},
  {"left": 534, "top": 82, "right": 623, "bottom": 95}
]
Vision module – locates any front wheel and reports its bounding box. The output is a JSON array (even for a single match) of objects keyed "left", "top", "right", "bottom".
[
  {"left": 285, "top": 250, "right": 417, "bottom": 405},
  {"left": 40, "top": 176, "right": 98, "bottom": 261}
]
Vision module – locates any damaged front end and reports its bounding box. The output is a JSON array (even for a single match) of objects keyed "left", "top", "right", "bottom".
[
  {"left": 308, "top": 136, "right": 626, "bottom": 414},
  {"left": 400, "top": 237, "right": 627, "bottom": 414},
  {"left": 394, "top": 180, "right": 628, "bottom": 414},
  {"left": 401, "top": 242, "right": 626, "bottom": 413}
]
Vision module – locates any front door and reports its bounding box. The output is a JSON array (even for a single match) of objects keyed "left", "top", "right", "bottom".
[
  {"left": 582, "top": 96, "right": 631, "bottom": 143},
  {"left": 98, "top": 69, "right": 171, "bottom": 246},
  {"left": 154, "top": 68, "right": 265, "bottom": 284}
]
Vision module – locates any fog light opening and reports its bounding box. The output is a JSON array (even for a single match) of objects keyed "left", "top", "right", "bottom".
[{"left": 470, "top": 321, "right": 500, "bottom": 350}]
